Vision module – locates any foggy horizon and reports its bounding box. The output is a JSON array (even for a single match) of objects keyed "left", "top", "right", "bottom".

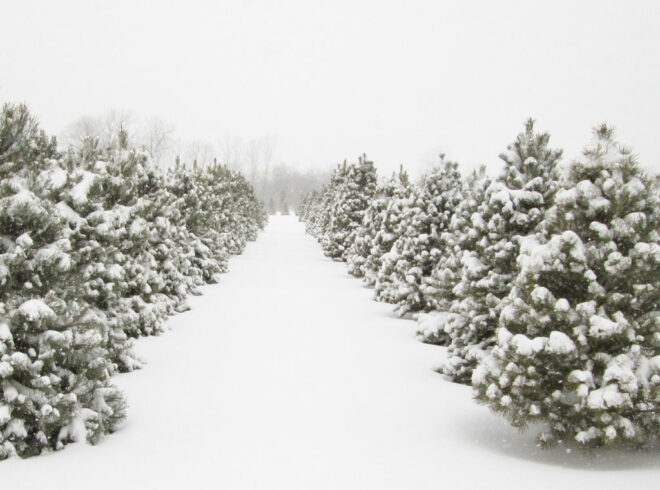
[{"left": 2, "top": 0, "right": 658, "bottom": 176}]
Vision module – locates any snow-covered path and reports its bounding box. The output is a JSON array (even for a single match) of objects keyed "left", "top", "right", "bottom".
[{"left": 3, "top": 216, "right": 658, "bottom": 488}]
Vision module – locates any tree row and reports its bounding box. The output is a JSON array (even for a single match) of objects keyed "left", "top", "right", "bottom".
[
  {"left": 298, "top": 120, "right": 659, "bottom": 449},
  {"left": 0, "top": 103, "right": 266, "bottom": 459}
]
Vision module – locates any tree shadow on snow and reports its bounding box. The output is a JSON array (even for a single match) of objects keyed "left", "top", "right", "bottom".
[{"left": 460, "top": 411, "right": 660, "bottom": 471}]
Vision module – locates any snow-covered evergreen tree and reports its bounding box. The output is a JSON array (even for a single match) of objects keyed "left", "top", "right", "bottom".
[
  {"left": 0, "top": 102, "right": 266, "bottom": 460},
  {"left": 442, "top": 120, "right": 562, "bottom": 383},
  {"left": 296, "top": 190, "right": 319, "bottom": 224},
  {"left": 0, "top": 103, "right": 57, "bottom": 181},
  {"left": 365, "top": 170, "right": 413, "bottom": 288},
  {"left": 304, "top": 163, "right": 347, "bottom": 241},
  {"left": 321, "top": 156, "right": 377, "bottom": 261},
  {"left": 0, "top": 105, "right": 126, "bottom": 458},
  {"left": 473, "top": 126, "right": 660, "bottom": 449},
  {"left": 62, "top": 145, "right": 170, "bottom": 340},
  {"left": 375, "top": 157, "right": 462, "bottom": 316},
  {"left": 346, "top": 167, "right": 410, "bottom": 279},
  {"left": 416, "top": 167, "right": 490, "bottom": 345}
]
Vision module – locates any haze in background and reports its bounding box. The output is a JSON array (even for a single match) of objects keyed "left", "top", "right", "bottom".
[{"left": 1, "top": 0, "right": 658, "bottom": 177}]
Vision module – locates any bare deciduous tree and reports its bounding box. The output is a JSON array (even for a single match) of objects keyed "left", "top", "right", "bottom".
[
  {"left": 219, "top": 134, "right": 244, "bottom": 171},
  {"left": 61, "top": 109, "right": 135, "bottom": 150},
  {"left": 245, "top": 138, "right": 260, "bottom": 183},
  {"left": 260, "top": 134, "right": 277, "bottom": 193},
  {"left": 102, "top": 109, "right": 135, "bottom": 148},
  {"left": 60, "top": 115, "right": 104, "bottom": 149},
  {"left": 184, "top": 139, "right": 215, "bottom": 168},
  {"left": 140, "top": 116, "right": 175, "bottom": 163}
]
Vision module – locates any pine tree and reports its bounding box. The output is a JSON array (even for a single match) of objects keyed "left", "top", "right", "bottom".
[
  {"left": 375, "top": 157, "right": 462, "bottom": 316},
  {"left": 442, "top": 120, "right": 562, "bottom": 383},
  {"left": 473, "top": 126, "right": 660, "bottom": 449},
  {"left": 346, "top": 167, "right": 409, "bottom": 279},
  {"left": 321, "top": 156, "right": 377, "bottom": 261},
  {"left": 311, "top": 164, "right": 347, "bottom": 240},
  {"left": 365, "top": 169, "right": 413, "bottom": 288},
  {"left": 64, "top": 146, "right": 170, "bottom": 339},
  {"left": 0, "top": 102, "right": 57, "bottom": 182},
  {"left": 0, "top": 105, "right": 126, "bottom": 458},
  {"left": 416, "top": 167, "right": 490, "bottom": 345},
  {"left": 0, "top": 102, "right": 267, "bottom": 460}
]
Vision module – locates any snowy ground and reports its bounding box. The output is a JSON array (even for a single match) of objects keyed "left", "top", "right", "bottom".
[{"left": 2, "top": 216, "right": 658, "bottom": 489}]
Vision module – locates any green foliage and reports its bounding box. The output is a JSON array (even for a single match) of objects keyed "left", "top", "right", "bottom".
[
  {"left": 0, "top": 102, "right": 265, "bottom": 460},
  {"left": 375, "top": 157, "right": 463, "bottom": 316},
  {"left": 299, "top": 156, "right": 378, "bottom": 261},
  {"left": 441, "top": 120, "right": 562, "bottom": 382},
  {"left": 473, "top": 126, "right": 660, "bottom": 448},
  {"left": 346, "top": 166, "right": 410, "bottom": 279},
  {"left": 299, "top": 119, "right": 658, "bottom": 450}
]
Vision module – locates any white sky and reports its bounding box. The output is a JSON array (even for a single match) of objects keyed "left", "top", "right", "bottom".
[{"left": 1, "top": 0, "right": 658, "bottom": 175}]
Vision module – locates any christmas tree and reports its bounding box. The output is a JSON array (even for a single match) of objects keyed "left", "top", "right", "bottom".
[
  {"left": 473, "top": 126, "right": 660, "bottom": 448},
  {"left": 443, "top": 120, "right": 562, "bottom": 383}
]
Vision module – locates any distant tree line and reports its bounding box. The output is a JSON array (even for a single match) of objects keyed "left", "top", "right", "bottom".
[{"left": 62, "top": 113, "right": 330, "bottom": 215}]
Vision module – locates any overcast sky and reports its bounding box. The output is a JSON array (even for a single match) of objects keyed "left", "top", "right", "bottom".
[{"left": 1, "top": 0, "right": 658, "bottom": 175}]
